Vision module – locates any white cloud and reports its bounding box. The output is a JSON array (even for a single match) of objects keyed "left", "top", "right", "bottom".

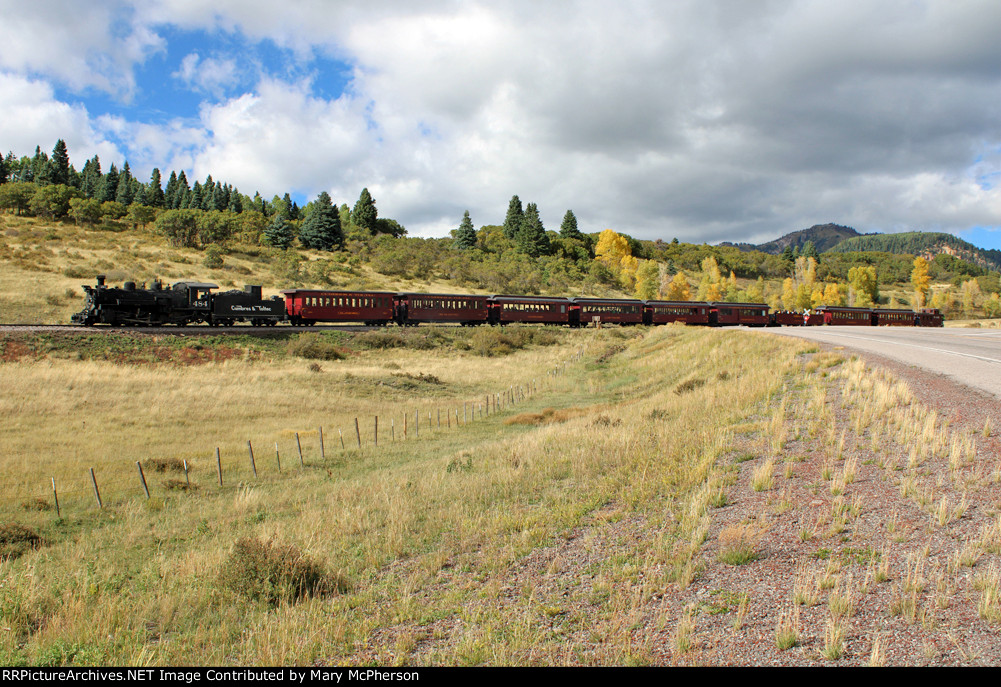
[
  {"left": 2, "top": 1, "right": 1001, "bottom": 245},
  {"left": 0, "top": 0, "right": 163, "bottom": 97},
  {"left": 190, "top": 78, "right": 376, "bottom": 198},
  {"left": 173, "top": 52, "right": 239, "bottom": 97},
  {"left": 0, "top": 72, "right": 121, "bottom": 164}
]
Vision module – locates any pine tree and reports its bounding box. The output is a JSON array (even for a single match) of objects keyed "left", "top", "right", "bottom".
[
  {"left": 190, "top": 181, "right": 203, "bottom": 211},
  {"left": 781, "top": 245, "right": 794, "bottom": 266},
  {"left": 282, "top": 193, "right": 296, "bottom": 220},
  {"left": 80, "top": 156, "right": 102, "bottom": 198},
  {"left": 351, "top": 187, "right": 378, "bottom": 234},
  {"left": 515, "top": 202, "right": 549, "bottom": 257},
  {"left": 453, "top": 210, "right": 477, "bottom": 250},
  {"left": 264, "top": 213, "right": 295, "bottom": 249},
  {"left": 802, "top": 240, "right": 819, "bottom": 262},
  {"left": 116, "top": 162, "right": 134, "bottom": 205},
  {"left": 559, "top": 209, "right": 582, "bottom": 240},
  {"left": 50, "top": 139, "right": 71, "bottom": 186},
  {"left": 99, "top": 163, "right": 119, "bottom": 202},
  {"left": 144, "top": 168, "right": 164, "bottom": 207},
  {"left": 173, "top": 171, "right": 190, "bottom": 209},
  {"left": 299, "top": 191, "right": 342, "bottom": 251},
  {"left": 503, "top": 195, "right": 523, "bottom": 239},
  {"left": 30, "top": 146, "right": 49, "bottom": 184}
]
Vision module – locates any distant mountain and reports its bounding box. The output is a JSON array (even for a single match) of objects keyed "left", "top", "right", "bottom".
[
  {"left": 828, "top": 232, "right": 1001, "bottom": 272},
  {"left": 720, "top": 223, "right": 862, "bottom": 254}
]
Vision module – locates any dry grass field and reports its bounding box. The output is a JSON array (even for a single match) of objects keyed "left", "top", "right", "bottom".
[{"left": 3, "top": 322, "right": 998, "bottom": 666}]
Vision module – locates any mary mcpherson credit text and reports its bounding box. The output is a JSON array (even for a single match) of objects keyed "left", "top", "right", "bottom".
[{"left": 1, "top": 670, "right": 420, "bottom": 683}]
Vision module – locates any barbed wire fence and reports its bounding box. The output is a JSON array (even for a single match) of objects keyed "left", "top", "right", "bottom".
[{"left": 3, "top": 346, "right": 590, "bottom": 524}]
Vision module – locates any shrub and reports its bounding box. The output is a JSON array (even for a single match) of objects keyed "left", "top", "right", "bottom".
[
  {"left": 0, "top": 523, "right": 44, "bottom": 560},
  {"left": 286, "top": 333, "right": 345, "bottom": 361},
  {"left": 145, "top": 457, "right": 186, "bottom": 473},
  {"left": 469, "top": 327, "right": 559, "bottom": 357},
  {"left": 717, "top": 524, "right": 761, "bottom": 565},
  {"left": 203, "top": 245, "right": 225, "bottom": 268},
  {"left": 220, "top": 537, "right": 347, "bottom": 607},
  {"left": 675, "top": 377, "right": 706, "bottom": 394}
]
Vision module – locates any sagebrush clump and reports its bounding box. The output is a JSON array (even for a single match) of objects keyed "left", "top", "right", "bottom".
[{"left": 220, "top": 537, "right": 348, "bottom": 607}]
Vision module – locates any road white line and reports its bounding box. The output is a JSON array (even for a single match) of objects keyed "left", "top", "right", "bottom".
[{"left": 776, "top": 329, "right": 1001, "bottom": 365}]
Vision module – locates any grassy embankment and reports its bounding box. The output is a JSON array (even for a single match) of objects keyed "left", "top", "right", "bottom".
[
  {"left": 0, "top": 323, "right": 810, "bottom": 665},
  {"left": 0, "top": 214, "right": 490, "bottom": 324}
]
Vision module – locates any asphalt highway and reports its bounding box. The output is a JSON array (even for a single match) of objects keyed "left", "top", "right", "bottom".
[{"left": 758, "top": 325, "right": 1001, "bottom": 399}]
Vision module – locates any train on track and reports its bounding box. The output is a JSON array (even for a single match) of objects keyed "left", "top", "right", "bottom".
[{"left": 70, "top": 275, "right": 944, "bottom": 329}]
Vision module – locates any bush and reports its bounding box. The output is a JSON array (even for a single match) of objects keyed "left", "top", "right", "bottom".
[
  {"left": 220, "top": 537, "right": 347, "bottom": 606},
  {"left": 145, "top": 457, "right": 186, "bottom": 473},
  {"left": 0, "top": 523, "right": 44, "bottom": 560},
  {"left": 203, "top": 245, "right": 225, "bottom": 268},
  {"left": 286, "top": 333, "right": 345, "bottom": 360},
  {"left": 469, "top": 327, "right": 559, "bottom": 357}
]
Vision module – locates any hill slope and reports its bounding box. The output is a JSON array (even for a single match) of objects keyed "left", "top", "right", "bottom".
[
  {"left": 828, "top": 231, "right": 1001, "bottom": 272},
  {"left": 721, "top": 223, "right": 862, "bottom": 254}
]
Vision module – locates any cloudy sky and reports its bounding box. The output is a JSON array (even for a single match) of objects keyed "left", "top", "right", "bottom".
[{"left": 2, "top": 0, "right": 1000, "bottom": 248}]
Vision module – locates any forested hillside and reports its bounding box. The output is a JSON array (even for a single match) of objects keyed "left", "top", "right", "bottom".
[
  {"left": 829, "top": 231, "right": 1001, "bottom": 272},
  {"left": 2, "top": 139, "right": 1000, "bottom": 321}
]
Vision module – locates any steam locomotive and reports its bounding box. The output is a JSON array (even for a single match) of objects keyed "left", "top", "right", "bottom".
[{"left": 71, "top": 275, "right": 284, "bottom": 327}]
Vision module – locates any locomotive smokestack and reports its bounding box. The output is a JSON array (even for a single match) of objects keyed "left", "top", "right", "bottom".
[{"left": 97, "top": 274, "right": 106, "bottom": 287}]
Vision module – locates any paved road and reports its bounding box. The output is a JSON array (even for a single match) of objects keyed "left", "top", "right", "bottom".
[{"left": 756, "top": 325, "right": 1001, "bottom": 399}]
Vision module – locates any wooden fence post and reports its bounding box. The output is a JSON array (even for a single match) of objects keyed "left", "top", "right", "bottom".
[
  {"left": 51, "top": 478, "right": 60, "bottom": 518},
  {"left": 404, "top": 413, "right": 408, "bottom": 439},
  {"left": 374, "top": 416, "right": 379, "bottom": 447},
  {"left": 319, "top": 427, "right": 325, "bottom": 459},
  {"left": 183, "top": 459, "right": 190, "bottom": 486},
  {"left": 136, "top": 461, "right": 150, "bottom": 499},
  {"left": 355, "top": 418, "right": 362, "bottom": 449},
  {"left": 248, "top": 441, "right": 258, "bottom": 478},
  {"left": 296, "top": 432, "right": 304, "bottom": 467},
  {"left": 216, "top": 448, "right": 223, "bottom": 486},
  {"left": 339, "top": 428, "right": 345, "bottom": 449},
  {"left": 275, "top": 442, "right": 281, "bottom": 473},
  {"left": 90, "top": 468, "right": 102, "bottom": 509}
]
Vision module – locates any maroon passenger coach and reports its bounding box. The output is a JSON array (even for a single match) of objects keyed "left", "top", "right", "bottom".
[
  {"left": 489, "top": 296, "right": 571, "bottom": 325},
  {"left": 644, "top": 301, "right": 712, "bottom": 325},
  {"left": 711, "top": 302, "right": 770, "bottom": 326},
  {"left": 395, "top": 293, "right": 489, "bottom": 326},
  {"left": 282, "top": 289, "right": 396, "bottom": 325},
  {"left": 814, "top": 306, "right": 872, "bottom": 326},
  {"left": 571, "top": 298, "right": 644, "bottom": 326}
]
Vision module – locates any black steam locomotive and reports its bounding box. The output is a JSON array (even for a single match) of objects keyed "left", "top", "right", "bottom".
[{"left": 71, "top": 275, "right": 284, "bottom": 327}]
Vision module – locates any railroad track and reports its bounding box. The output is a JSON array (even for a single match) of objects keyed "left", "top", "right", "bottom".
[{"left": 0, "top": 323, "right": 381, "bottom": 335}]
